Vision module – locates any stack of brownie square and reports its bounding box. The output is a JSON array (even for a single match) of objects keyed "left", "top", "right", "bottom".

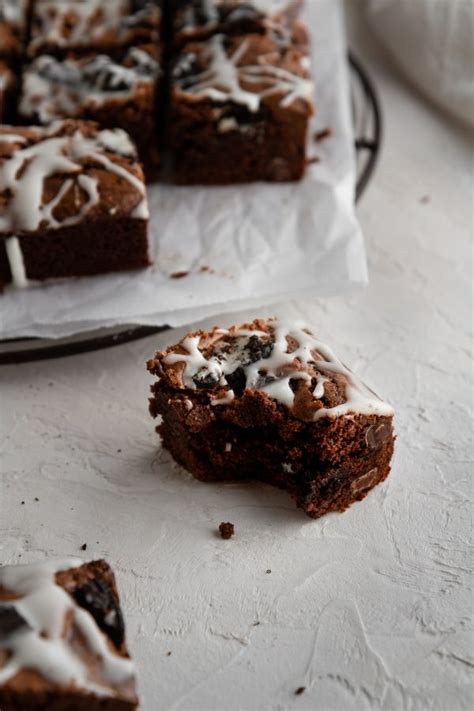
[
  {"left": 0, "top": 1, "right": 315, "bottom": 289},
  {"left": 21, "top": 0, "right": 163, "bottom": 179}
]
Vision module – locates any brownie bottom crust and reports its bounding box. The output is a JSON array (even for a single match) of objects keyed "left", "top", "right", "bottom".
[
  {"left": 150, "top": 384, "right": 394, "bottom": 519},
  {"left": 0, "top": 218, "right": 150, "bottom": 288},
  {"left": 0, "top": 691, "right": 135, "bottom": 711}
]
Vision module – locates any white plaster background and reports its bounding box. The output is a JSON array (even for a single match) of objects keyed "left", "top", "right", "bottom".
[{"left": 0, "top": 5, "right": 472, "bottom": 710}]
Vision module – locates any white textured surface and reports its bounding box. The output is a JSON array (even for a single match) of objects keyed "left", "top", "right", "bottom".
[{"left": 0, "top": 6, "right": 472, "bottom": 711}]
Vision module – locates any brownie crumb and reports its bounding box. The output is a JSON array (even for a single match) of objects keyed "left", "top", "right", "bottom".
[
  {"left": 170, "top": 271, "right": 189, "bottom": 279},
  {"left": 295, "top": 686, "right": 306, "bottom": 695},
  {"left": 314, "top": 128, "right": 332, "bottom": 142},
  {"left": 420, "top": 195, "right": 431, "bottom": 204},
  {"left": 34, "top": 497, "right": 39, "bottom": 502},
  {"left": 265, "top": 569, "right": 271, "bottom": 574},
  {"left": 218, "top": 522, "right": 234, "bottom": 539},
  {"left": 166, "top": 651, "right": 172, "bottom": 656},
  {"left": 80, "top": 543, "right": 87, "bottom": 551},
  {"left": 306, "top": 156, "right": 320, "bottom": 164},
  {"left": 21, "top": 501, "right": 25, "bottom": 505}
]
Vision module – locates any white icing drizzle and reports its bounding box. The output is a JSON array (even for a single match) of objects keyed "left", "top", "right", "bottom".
[
  {"left": 4, "top": 236, "right": 29, "bottom": 288},
  {"left": 162, "top": 321, "right": 394, "bottom": 420},
  {"left": 20, "top": 49, "right": 160, "bottom": 124},
  {"left": 0, "top": 559, "right": 135, "bottom": 695},
  {"left": 175, "top": 33, "right": 313, "bottom": 112},
  {"left": 0, "top": 123, "right": 148, "bottom": 234}
]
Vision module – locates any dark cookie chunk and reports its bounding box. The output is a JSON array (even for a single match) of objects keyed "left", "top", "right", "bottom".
[
  {"left": 73, "top": 579, "right": 125, "bottom": 649},
  {"left": 0, "top": 606, "right": 30, "bottom": 639}
]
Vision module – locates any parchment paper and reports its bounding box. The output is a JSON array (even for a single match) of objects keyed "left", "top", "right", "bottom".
[{"left": 0, "top": 0, "right": 368, "bottom": 340}]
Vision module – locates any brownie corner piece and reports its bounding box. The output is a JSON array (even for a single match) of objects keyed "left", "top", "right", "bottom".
[
  {"left": 147, "top": 318, "right": 395, "bottom": 519},
  {"left": 0, "top": 120, "right": 150, "bottom": 290},
  {"left": 169, "top": 29, "right": 314, "bottom": 184},
  {"left": 0, "top": 558, "right": 138, "bottom": 710}
]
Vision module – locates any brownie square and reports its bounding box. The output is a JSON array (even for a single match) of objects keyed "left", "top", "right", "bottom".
[
  {"left": 0, "top": 0, "right": 29, "bottom": 59},
  {"left": 0, "top": 120, "right": 150, "bottom": 289},
  {"left": 147, "top": 319, "right": 395, "bottom": 519},
  {"left": 0, "top": 558, "right": 138, "bottom": 710},
  {"left": 28, "top": 0, "right": 162, "bottom": 58},
  {"left": 19, "top": 45, "right": 163, "bottom": 179},
  {"left": 0, "top": 60, "right": 17, "bottom": 122},
  {"left": 173, "top": 0, "right": 303, "bottom": 48},
  {"left": 169, "top": 29, "right": 314, "bottom": 184}
]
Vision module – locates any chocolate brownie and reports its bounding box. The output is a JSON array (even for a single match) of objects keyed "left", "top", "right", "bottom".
[
  {"left": 0, "top": 61, "right": 17, "bottom": 123},
  {"left": 19, "top": 45, "right": 163, "bottom": 179},
  {"left": 173, "top": 0, "right": 303, "bottom": 48},
  {"left": 147, "top": 319, "right": 395, "bottom": 519},
  {"left": 0, "top": 120, "right": 150, "bottom": 290},
  {"left": 168, "top": 29, "right": 314, "bottom": 183},
  {"left": 0, "top": 558, "right": 138, "bottom": 711},
  {"left": 28, "top": 0, "right": 162, "bottom": 59},
  {"left": 0, "top": 0, "right": 28, "bottom": 59}
]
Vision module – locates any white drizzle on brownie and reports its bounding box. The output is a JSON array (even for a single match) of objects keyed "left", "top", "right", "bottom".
[
  {"left": 0, "top": 122, "right": 148, "bottom": 235},
  {"left": 174, "top": 32, "right": 313, "bottom": 112},
  {"left": 20, "top": 48, "right": 161, "bottom": 124},
  {"left": 162, "top": 320, "right": 394, "bottom": 420},
  {"left": 0, "top": 559, "right": 135, "bottom": 695}
]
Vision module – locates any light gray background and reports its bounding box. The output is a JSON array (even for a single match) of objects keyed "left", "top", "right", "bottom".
[{"left": 1, "top": 4, "right": 472, "bottom": 710}]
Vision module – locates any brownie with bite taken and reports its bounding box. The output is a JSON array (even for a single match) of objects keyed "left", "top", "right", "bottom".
[
  {"left": 19, "top": 45, "right": 163, "bottom": 179},
  {"left": 0, "top": 558, "right": 138, "bottom": 710},
  {"left": 147, "top": 318, "right": 395, "bottom": 519},
  {"left": 0, "top": 120, "right": 150, "bottom": 290},
  {"left": 168, "top": 28, "right": 314, "bottom": 184}
]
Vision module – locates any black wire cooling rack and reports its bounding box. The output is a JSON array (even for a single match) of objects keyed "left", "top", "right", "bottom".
[{"left": 0, "top": 52, "right": 382, "bottom": 366}]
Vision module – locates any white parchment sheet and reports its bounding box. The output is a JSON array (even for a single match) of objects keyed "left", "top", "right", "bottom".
[{"left": 0, "top": 0, "right": 368, "bottom": 340}]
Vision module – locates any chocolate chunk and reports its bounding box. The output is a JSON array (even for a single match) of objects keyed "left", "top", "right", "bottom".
[
  {"left": 365, "top": 422, "right": 392, "bottom": 450},
  {"left": 0, "top": 606, "right": 30, "bottom": 639},
  {"left": 350, "top": 467, "right": 379, "bottom": 494},
  {"left": 73, "top": 579, "right": 125, "bottom": 649}
]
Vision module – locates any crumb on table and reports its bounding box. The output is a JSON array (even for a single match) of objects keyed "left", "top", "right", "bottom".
[{"left": 218, "top": 522, "right": 234, "bottom": 539}]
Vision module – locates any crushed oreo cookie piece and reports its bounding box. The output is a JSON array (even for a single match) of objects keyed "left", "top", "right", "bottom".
[
  {"left": 225, "top": 366, "right": 247, "bottom": 397},
  {"left": 193, "top": 368, "right": 221, "bottom": 388},
  {"left": 72, "top": 578, "right": 125, "bottom": 649},
  {"left": 0, "top": 606, "right": 30, "bottom": 639}
]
